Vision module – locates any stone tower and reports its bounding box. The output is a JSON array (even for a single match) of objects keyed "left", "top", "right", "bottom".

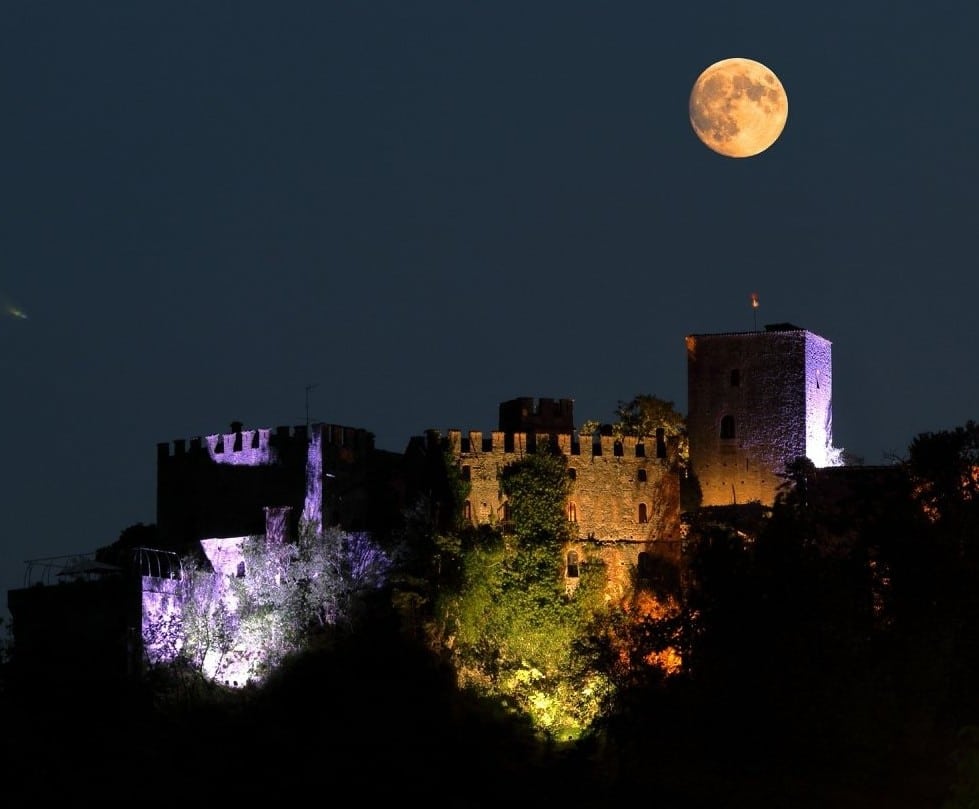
[{"left": 686, "top": 323, "right": 842, "bottom": 508}]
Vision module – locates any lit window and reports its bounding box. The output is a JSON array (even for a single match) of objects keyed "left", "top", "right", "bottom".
[
  {"left": 569, "top": 502, "right": 577, "bottom": 522},
  {"left": 463, "top": 501, "right": 472, "bottom": 522}
]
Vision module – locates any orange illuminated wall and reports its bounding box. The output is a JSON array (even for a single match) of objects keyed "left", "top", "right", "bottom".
[{"left": 443, "top": 428, "right": 681, "bottom": 544}]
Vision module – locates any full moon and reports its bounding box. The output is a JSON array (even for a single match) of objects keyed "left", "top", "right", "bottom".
[{"left": 689, "top": 57, "right": 788, "bottom": 158}]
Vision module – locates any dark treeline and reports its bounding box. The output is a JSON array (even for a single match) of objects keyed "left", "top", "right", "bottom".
[{"left": 6, "top": 424, "right": 979, "bottom": 807}]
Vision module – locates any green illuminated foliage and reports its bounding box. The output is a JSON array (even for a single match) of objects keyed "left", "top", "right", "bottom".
[
  {"left": 499, "top": 442, "right": 575, "bottom": 545},
  {"left": 434, "top": 445, "right": 611, "bottom": 739}
]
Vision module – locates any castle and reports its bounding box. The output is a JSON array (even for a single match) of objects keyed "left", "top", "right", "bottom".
[{"left": 7, "top": 323, "right": 847, "bottom": 680}]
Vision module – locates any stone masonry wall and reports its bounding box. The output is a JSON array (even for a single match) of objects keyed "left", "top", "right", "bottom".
[
  {"left": 687, "top": 327, "right": 830, "bottom": 507},
  {"left": 446, "top": 429, "right": 682, "bottom": 544}
]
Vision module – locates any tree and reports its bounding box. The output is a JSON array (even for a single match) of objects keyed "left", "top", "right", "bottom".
[
  {"left": 581, "top": 394, "right": 689, "bottom": 472},
  {"left": 432, "top": 442, "right": 612, "bottom": 739},
  {"left": 498, "top": 439, "right": 575, "bottom": 545},
  {"left": 615, "top": 394, "right": 688, "bottom": 469},
  {"left": 94, "top": 521, "right": 161, "bottom": 567},
  {"left": 903, "top": 422, "right": 979, "bottom": 718},
  {"left": 907, "top": 420, "right": 979, "bottom": 533},
  {"left": 149, "top": 525, "right": 393, "bottom": 686},
  {"left": 170, "top": 555, "right": 239, "bottom": 679},
  {"left": 228, "top": 526, "right": 392, "bottom": 674}
]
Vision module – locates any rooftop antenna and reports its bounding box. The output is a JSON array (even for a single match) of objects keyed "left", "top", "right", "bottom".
[
  {"left": 305, "top": 383, "right": 319, "bottom": 430},
  {"left": 750, "top": 292, "right": 760, "bottom": 331}
]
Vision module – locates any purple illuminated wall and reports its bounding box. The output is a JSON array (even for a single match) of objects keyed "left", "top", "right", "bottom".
[
  {"left": 205, "top": 428, "right": 275, "bottom": 466},
  {"left": 686, "top": 325, "right": 844, "bottom": 508},
  {"left": 302, "top": 425, "right": 323, "bottom": 535}
]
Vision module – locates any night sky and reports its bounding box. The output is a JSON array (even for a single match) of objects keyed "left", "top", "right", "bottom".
[{"left": 3, "top": 2, "right": 978, "bottom": 614}]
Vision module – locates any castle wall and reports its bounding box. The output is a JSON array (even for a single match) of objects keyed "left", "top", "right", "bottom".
[
  {"left": 561, "top": 538, "right": 683, "bottom": 607},
  {"left": 446, "top": 428, "right": 681, "bottom": 543},
  {"left": 155, "top": 422, "right": 376, "bottom": 551},
  {"left": 686, "top": 325, "right": 840, "bottom": 508}
]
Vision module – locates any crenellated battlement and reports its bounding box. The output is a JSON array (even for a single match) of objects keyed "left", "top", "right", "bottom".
[
  {"left": 205, "top": 428, "right": 274, "bottom": 466},
  {"left": 447, "top": 428, "right": 662, "bottom": 459},
  {"left": 157, "top": 421, "right": 375, "bottom": 464},
  {"left": 438, "top": 417, "right": 681, "bottom": 544},
  {"left": 156, "top": 419, "right": 381, "bottom": 552}
]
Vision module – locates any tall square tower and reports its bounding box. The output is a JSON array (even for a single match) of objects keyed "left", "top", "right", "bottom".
[{"left": 686, "top": 323, "right": 841, "bottom": 508}]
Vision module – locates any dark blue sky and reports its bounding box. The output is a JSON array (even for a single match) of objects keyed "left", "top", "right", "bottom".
[{"left": 3, "top": 1, "right": 978, "bottom": 610}]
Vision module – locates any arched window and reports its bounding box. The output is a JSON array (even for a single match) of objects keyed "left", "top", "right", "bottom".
[
  {"left": 637, "top": 469, "right": 648, "bottom": 482},
  {"left": 638, "top": 503, "right": 648, "bottom": 523},
  {"left": 568, "top": 502, "right": 577, "bottom": 523},
  {"left": 566, "top": 552, "right": 579, "bottom": 578},
  {"left": 568, "top": 467, "right": 577, "bottom": 481},
  {"left": 720, "top": 415, "right": 735, "bottom": 440}
]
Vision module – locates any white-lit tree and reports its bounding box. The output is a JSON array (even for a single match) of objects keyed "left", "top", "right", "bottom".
[{"left": 167, "top": 524, "right": 393, "bottom": 686}]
